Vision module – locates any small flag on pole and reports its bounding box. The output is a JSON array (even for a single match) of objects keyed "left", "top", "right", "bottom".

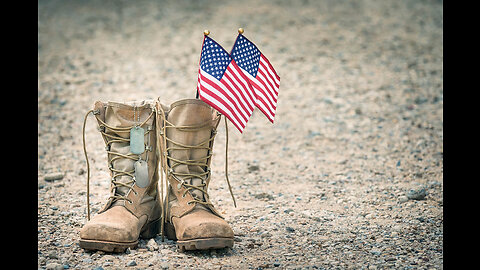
[
  {"left": 196, "top": 32, "right": 256, "bottom": 133},
  {"left": 230, "top": 30, "right": 280, "bottom": 123}
]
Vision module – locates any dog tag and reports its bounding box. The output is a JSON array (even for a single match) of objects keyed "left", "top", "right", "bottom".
[
  {"left": 130, "top": 126, "right": 145, "bottom": 154},
  {"left": 134, "top": 159, "right": 149, "bottom": 188}
]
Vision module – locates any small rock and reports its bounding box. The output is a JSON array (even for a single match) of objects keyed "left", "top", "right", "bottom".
[
  {"left": 77, "top": 168, "right": 85, "bottom": 175},
  {"left": 286, "top": 227, "right": 295, "bottom": 233},
  {"left": 146, "top": 238, "right": 158, "bottom": 251},
  {"left": 248, "top": 165, "right": 260, "bottom": 172},
  {"left": 45, "top": 262, "right": 63, "bottom": 270},
  {"left": 254, "top": 193, "right": 274, "bottom": 200},
  {"left": 160, "top": 262, "right": 170, "bottom": 269},
  {"left": 126, "top": 260, "right": 137, "bottom": 267},
  {"left": 44, "top": 172, "right": 64, "bottom": 182},
  {"left": 398, "top": 196, "right": 409, "bottom": 203},
  {"left": 407, "top": 188, "right": 427, "bottom": 200},
  {"left": 48, "top": 251, "right": 58, "bottom": 259}
]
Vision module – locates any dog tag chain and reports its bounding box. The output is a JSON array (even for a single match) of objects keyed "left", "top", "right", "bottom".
[{"left": 130, "top": 106, "right": 145, "bottom": 155}]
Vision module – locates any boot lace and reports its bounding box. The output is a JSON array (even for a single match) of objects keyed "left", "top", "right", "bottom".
[
  {"left": 156, "top": 100, "right": 236, "bottom": 240},
  {"left": 82, "top": 107, "right": 155, "bottom": 221}
]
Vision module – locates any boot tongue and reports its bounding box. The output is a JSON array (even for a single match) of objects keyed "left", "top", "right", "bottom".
[
  {"left": 104, "top": 101, "right": 151, "bottom": 206},
  {"left": 166, "top": 100, "right": 215, "bottom": 202}
]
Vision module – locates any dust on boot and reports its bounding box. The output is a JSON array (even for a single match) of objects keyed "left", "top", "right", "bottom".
[
  {"left": 156, "top": 98, "right": 235, "bottom": 251},
  {"left": 79, "top": 100, "right": 161, "bottom": 252}
]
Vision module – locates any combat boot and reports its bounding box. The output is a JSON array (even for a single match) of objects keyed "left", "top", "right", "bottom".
[
  {"left": 79, "top": 100, "right": 161, "bottom": 252},
  {"left": 156, "top": 98, "right": 235, "bottom": 251}
]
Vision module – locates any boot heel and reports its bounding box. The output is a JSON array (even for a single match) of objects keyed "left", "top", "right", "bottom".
[
  {"left": 164, "top": 222, "right": 177, "bottom": 241},
  {"left": 140, "top": 218, "right": 160, "bottom": 239}
]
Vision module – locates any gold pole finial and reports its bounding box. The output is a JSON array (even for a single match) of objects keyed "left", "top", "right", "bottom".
[
  {"left": 204, "top": 29, "right": 210, "bottom": 36},
  {"left": 238, "top": 28, "right": 244, "bottom": 34}
]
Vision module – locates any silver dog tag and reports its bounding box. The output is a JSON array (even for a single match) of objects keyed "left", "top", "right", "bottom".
[
  {"left": 130, "top": 126, "right": 145, "bottom": 154},
  {"left": 134, "top": 159, "right": 149, "bottom": 188}
]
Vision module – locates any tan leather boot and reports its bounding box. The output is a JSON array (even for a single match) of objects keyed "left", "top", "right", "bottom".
[
  {"left": 79, "top": 100, "right": 162, "bottom": 252},
  {"left": 156, "top": 98, "right": 234, "bottom": 251}
]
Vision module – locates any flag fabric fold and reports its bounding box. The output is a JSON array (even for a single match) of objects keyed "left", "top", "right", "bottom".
[
  {"left": 230, "top": 34, "right": 280, "bottom": 123},
  {"left": 196, "top": 35, "right": 256, "bottom": 133}
]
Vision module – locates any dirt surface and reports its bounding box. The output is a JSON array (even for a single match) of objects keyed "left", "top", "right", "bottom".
[{"left": 38, "top": 0, "right": 443, "bottom": 269}]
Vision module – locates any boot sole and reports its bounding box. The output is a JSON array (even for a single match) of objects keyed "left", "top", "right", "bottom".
[
  {"left": 177, "top": 238, "right": 234, "bottom": 251},
  {"left": 164, "top": 222, "right": 233, "bottom": 251},
  {"left": 79, "top": 218, "right": 160, "bottom": 253},
  {"left": 79, "top": 238, "right": 138, "bottom": 253}
]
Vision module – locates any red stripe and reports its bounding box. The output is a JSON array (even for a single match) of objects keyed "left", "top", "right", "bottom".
[
  {"left": 230, "top": 62, "right": 256, "bottom": 102},
  {"left": 198, "top": 83, "right": 245, "bottom": 132},
  {"left": 199, "top": 72, "right": 248, "bottom": 124},
  {"left": 222, "top": 72, "right": 253, "bottom": 116},
  {"left": 249, "top": 79, "right": 276, "bottom": 111},
  {"left": 251, "top": 83, "right": 276, "bottom": 118},
  {"left": 259, "top": 59, "right": 280, "bottom": 89},
  {"left": 255, "top": 70, "right": 278, "bottom": 104},
  {"left": 198, "top": 91, "right": 244, "bottom": 133},
  {"left": 261, "top": 54, "right": 280, "bottom": 81},
  {"left": 223, "top": 67, "right": 255, "bottom": 112},
  {"left": 224, "top": 73, "right": 254, "bottom": 113},
  {"left": 257, "top": 67, "right": 277, "bottom": 97},
  {"left": 254, "top": 94, "right": 275, "bottom": 123}
]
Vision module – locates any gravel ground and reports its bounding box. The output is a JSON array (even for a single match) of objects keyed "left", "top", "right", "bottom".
[{"left": 38, "top": 0, "right": 443, "bottom": 269}]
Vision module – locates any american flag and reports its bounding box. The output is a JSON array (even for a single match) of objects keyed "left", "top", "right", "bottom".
[
  {"left": 196, "top": 35, "right": 256, "bottom": 133},
  {"left": 230, "top": 34, "right": 280, "bottom": 123}
]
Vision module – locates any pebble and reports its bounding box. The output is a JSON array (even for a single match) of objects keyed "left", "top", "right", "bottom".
[
  {"left": 44, "top": 172, "right": 64, "bottom": 182},
  {"left": 160, "top": 262, "right": 170, "bottom": 269},
  {"left": 146, "top": 238, "right": 159, "bottom": 251},
  {"left": 407, "top": 188, "right": 427, "bottom": 200},
  {"left": 126, "top": 260, "right": 137, "bottom": 267},
  {"left": 45, "top": 263, "right": 63, "bottom": 270}
]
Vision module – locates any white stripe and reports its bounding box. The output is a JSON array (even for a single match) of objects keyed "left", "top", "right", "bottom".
[
  {"left": 224, "top": 69, "right": 255, "bottom": 111},
  {"left": 229, "top": 65, "right": 257, "bottom": 104},
  {"left": 199, "top": 71, "right": 247, "bottom": 127},
  {"left": 258, "top": 64, "right": 279, "bottom": 94},
  {"left": 253, "top": 84, "right": 276, "bottom": 117},
  {"left": 223, "top": 70, "right": 255, "bottom": 114},
  {"left": 255, "top": 97, "right": 275, "bottom": 121},
  {"left": 256, "top": 70, "right": 278, "bottom": 102},
  {"left": 252, "top": 75, "right": 277, "bottom": 108},
  {"left": 260, "top": 56, "right": 280, "bottom": 85},
  {"left": 198, "top": 87, "right": 245, "bottom": 131},
  {"left": 200, "top": 70, "right": 250, "bottom": 121},
  {"left": 243, "top": 69, "right": 277, "bottom": 111}
]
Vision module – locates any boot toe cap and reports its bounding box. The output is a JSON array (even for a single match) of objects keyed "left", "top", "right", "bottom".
[
  {"left": 173, "top": 209, "right": 234, "bottom": 240},
  {"left": 80, "top": 206, "right": 143, "bottom": 243}
]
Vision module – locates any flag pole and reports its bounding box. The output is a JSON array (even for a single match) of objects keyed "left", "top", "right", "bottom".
[{"left": 196, "top": 30, "right": 210, "bottom": 99}]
